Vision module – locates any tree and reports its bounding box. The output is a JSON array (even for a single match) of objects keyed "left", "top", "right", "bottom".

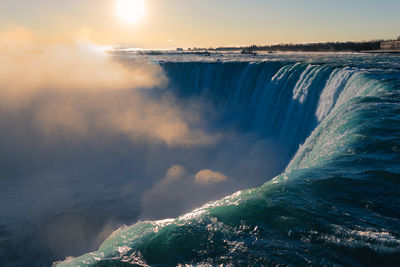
[{"left": 397, "top": 36, "right": 400, "bottom": 41}]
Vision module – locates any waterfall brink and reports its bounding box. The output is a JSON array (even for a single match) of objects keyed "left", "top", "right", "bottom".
[
  {"left": 56, "top": 59, "right": 400, "bottom": 267},
  {"left": 163, "top": 62, "right": 356, "bottom": 156}
]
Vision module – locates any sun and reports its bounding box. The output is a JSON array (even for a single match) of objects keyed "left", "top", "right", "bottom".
[{"left": 116, "top": 0, "right": 145, "bottom": 24}]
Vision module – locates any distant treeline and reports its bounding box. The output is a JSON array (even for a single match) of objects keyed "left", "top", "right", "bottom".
[{"left": 214, "top": 40, "right": 384, "bottom": 52}]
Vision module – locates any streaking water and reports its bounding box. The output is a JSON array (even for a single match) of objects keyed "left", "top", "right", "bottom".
[{"left": 56, "top": 52, "right": 400, "bottom": 266}]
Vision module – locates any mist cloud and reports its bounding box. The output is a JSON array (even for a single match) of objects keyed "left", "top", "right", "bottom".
[
  {"left": 0, "top": 27, "right": 216, "bottom": 147},
  {"left": 195, "top": 169, "right": 227, "bottom": 184},
  {"left": 0, "top": 27, "right": 220, "bottom": 259},
  {"left": 141, "top": 165, "right": 230, "bottom": 220},
  {"left": 0, "top": 26, "right": 289, "bottom": 263}
]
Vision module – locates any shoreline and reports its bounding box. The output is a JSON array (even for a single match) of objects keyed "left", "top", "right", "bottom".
[{"left": 361, "top": 50, "right": 400, "bottom": 54}]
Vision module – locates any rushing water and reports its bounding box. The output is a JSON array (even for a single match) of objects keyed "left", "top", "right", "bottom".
[
  {"left": 1, "top": 52, "right": 400, "bottom": 266},
  {"left": 56, "top": 52, "right": 400, "bottom": 266}
]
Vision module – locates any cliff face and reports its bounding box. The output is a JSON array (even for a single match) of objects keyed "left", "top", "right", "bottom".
[{"left": 381, "top": 41, "right": 400, "bottom": 50}]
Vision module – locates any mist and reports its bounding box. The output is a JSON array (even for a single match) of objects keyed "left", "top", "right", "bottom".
[{"left": 0, "top": 28, "right": 288, "bottom": 265}]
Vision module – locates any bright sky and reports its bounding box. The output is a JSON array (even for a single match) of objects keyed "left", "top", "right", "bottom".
[{"left": 1, "top": 0, "right": 399, "bottom": 48}]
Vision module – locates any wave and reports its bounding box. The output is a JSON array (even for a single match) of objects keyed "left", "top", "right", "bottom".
[{"left": 56, "top": 61, "right": 400, "bottom": 266}]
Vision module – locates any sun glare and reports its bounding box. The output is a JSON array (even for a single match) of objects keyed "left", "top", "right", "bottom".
[{"left": 116, "top": 0, "right": 145, "bottom": 24}]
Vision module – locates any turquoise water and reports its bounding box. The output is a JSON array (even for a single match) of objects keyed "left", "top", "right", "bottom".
[{"left": 56, "top": 54, "right": 400, "bottom": 266}]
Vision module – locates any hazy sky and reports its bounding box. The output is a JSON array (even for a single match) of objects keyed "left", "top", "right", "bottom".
[{"left": 1, "top": 0, "right": 399, "bottom": 47}]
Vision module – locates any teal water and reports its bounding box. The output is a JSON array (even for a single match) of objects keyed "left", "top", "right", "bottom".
[{"left": 56, "top": 54, "right": 400, "bottom": 266}]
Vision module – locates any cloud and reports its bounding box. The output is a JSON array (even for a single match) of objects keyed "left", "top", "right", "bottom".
[
  {"left": 194, "top": 169, "right": 227, "bottom": 184},
  {"left": 165, "top": 165, "right": 186, "bottom": 181},
  {"left": 141, "top": 165, "right": 229, "bottom": 220},
  {"left": 0, "top": 26, "right": 218, "bottom": 147},
  {"left": 0, "top": 26, "right": 35, "bottom": 52}
]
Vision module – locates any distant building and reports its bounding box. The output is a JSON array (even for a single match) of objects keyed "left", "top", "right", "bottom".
[
  {"left": 381, "top": 40, "right": 400, "bottom": 51},
  {"left": 176, "top": 48, "right": 183, "bottom": 51}
]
